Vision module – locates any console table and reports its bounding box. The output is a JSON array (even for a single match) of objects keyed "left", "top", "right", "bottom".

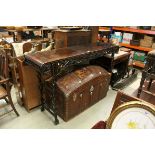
[{"left": 24, "top": 43, "right": 119, "bottom": 124}]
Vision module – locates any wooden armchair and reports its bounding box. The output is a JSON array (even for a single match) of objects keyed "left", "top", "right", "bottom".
[{"left": 0, "top": 48, "right": 19, "bottom": 117}]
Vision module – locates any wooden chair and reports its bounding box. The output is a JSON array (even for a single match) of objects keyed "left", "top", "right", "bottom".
[
  {"left": 23, "top": 42, "right": 42, "bottom": 53},
  {"left": 0, "top": 48, "right": 19, "bottom": 117},
  {"left": 23, "top": 42, "right": 33, "bottom": 53},
  {"left": 137, "top": 50, "right": 155, "bottom": 97}
]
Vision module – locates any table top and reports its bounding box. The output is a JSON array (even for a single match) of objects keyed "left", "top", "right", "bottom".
[{"left": 25, "top": 43, "right": 117, "bottom": 67}]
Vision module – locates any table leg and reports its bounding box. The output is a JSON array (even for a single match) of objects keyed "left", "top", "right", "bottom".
[
  {"left": 147, "top": 79, "right": 152, "bottom": 91},
  {"left": 51, "top": 63, "right": 59, "bottom": 125},
  {"left": 137, "top": 71, "right": 147, "bottom": 97},
  {"left": 51, "top": 81, "right": 59, "bottom": 125},
  {"left": 37, "top": 71, "right": 45, "bottom": 111}
]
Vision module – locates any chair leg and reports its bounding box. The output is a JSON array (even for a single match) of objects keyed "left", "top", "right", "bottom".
[
  {"left": 5, "top": 98, "right": 9, "bottom": 104},
  {"left": 137, "top": 71, "right": 147, "bottom": 97},
  {"left": 147, "top": 79, "right": 153, "bottom": 91},
  {"left": 7, "top": 94, "right": 19, "bottom": 117}
]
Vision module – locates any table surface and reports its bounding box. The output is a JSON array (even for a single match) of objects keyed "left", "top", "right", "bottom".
[{"left": 25, "top": 43, "right": 115, "bottom": 66}]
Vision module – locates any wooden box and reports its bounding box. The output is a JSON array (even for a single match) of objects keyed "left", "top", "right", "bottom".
[
  {"left": 152, "top": 43, "right": 155, "bottom": 49},
  {"left": 54, "top": 65, "right": 111, "bottom": 121},
  {"left": 54, "top": 29, "right": 91, "bottom": 49},
  {"left": 151, "top": 26, "right": 155, "bottom": 31},
  {"left": 140, "top": 39, "right": 153, "bottom": 48}
]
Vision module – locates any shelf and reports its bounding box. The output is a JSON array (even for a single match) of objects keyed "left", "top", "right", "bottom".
[
  {"left": 132, "top": 60, "right": 145, "bottom": 68},
  {"left": 119, "top": 43, "right": 152, "bottom": 52},
  {"left": 99, "top": 27, "right": 110, "bottom": 31},
  {"left": 113, "top": 27, "right": 155, "bottom": 35},
  {"left": 99, "top": 27, "right": 111, "bottom": 32}
]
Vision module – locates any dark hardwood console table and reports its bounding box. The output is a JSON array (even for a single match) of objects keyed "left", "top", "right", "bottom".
[{"left": 24, "top": 43, "right": 119, "bottom": 124}]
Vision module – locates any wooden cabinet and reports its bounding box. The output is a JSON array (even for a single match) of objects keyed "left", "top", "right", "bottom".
[
  {"left": 17, "top": 57, "right": 41, "bottom": 111},
  {"left": 54, "top": 29, "right": 91, "bottom": 48}
]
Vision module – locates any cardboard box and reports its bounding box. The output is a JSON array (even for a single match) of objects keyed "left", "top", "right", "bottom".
[
  {"left": 122, "top": 33, "right": 133, "bottom": 44},
  {"left": 152, "top": 43, "right": 155, "bottom": 49},
  {"left": 140, "top": 39, "right": 153, "bottom": 48},
  {"left": 133, "top": 51, "right": 146, "bottom": 62},
  {"left": 144, "top": 35, "right": 153, "bottom": 42},
  {"left": 0, "top": 32, "right": 9, "bottom": 38},
  {"left": 151, "top": 26, "right": 155, "bottom": 31}
]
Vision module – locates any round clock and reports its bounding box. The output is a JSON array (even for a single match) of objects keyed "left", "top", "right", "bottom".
[{"left": 106, "top": 101, "right": 155, "bottom": 129}]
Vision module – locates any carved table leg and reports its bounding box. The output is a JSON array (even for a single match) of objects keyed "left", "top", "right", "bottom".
[
  {"left": 37, "top": 71, "right": 45, "bottom": 112},
  {"left": 137, "top": 71, "right": 147, "bottom": 97},
  {"left": 52, "top": 81, "right": 59, "bottom": 125},
  {"left": 51, "top": 63, "right": 59, "bottom": 125}
]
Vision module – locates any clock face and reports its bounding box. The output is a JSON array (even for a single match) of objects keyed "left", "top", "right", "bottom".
[
  {"left": 111, "top": 107, "right": 155, "bottom": 129},
  {"left": 107, "top": 101, "right": 155, "bottom": 129}
]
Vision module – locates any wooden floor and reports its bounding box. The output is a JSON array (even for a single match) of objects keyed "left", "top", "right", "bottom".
[{"left": 132, "top": 80, "right": 155, "bottom": 105}]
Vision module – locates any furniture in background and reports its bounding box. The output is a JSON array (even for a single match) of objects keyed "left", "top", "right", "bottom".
[
  {"left": 8, "top": 27, "right": 42, "bottom": 42},
  {"left": 16, "top": 56, "right": 41, "bottom": 111},
  {"left": 0, "top": 48, "right": 19, "bottom": 117},
  {"left": 91, "top": 48, "right": 129, "bottom": 87},
  {"left": 54, "top": 29, "right": 91, "bottom": 48},
  {"left": 15, "top": 41, "right": 49, "bottom": 111},
  {"left": 25, "top": 43, "right": 119, "bottom": 124},
  {"left": 98, "top": 27, "right": 111, "bottom": 42},
  {"left": 10, "top": 41, "right": 49, "bottom": 110},
  {"left": 137, "top": 50, "right": 155, "bottom": 97},
  {"left": 90, "top": 26, "right": 99, "bottom": 44},
  {"left": 22, "top": 42, "right": 33, "bottom": 53}
]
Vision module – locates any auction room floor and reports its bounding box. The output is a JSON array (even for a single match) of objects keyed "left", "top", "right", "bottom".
[{"left": 0, "top": 74, "right": 141, "bottom": 129}]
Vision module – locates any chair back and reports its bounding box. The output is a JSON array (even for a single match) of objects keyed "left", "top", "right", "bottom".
[
  {"left": 145, "top": 50, "right": 155, "bottom": 74},
  {"left": 0, "top": 48, "right": 9, "bottom": 79},
  {"left": 23, "top": 42, "right": 42, "bottom": 53},
  {"left": 36, "top": 43, "right": 42, "bottom": 51},
  {"left": 23, "top": 42, "right": 33, "bottom": 53}
]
